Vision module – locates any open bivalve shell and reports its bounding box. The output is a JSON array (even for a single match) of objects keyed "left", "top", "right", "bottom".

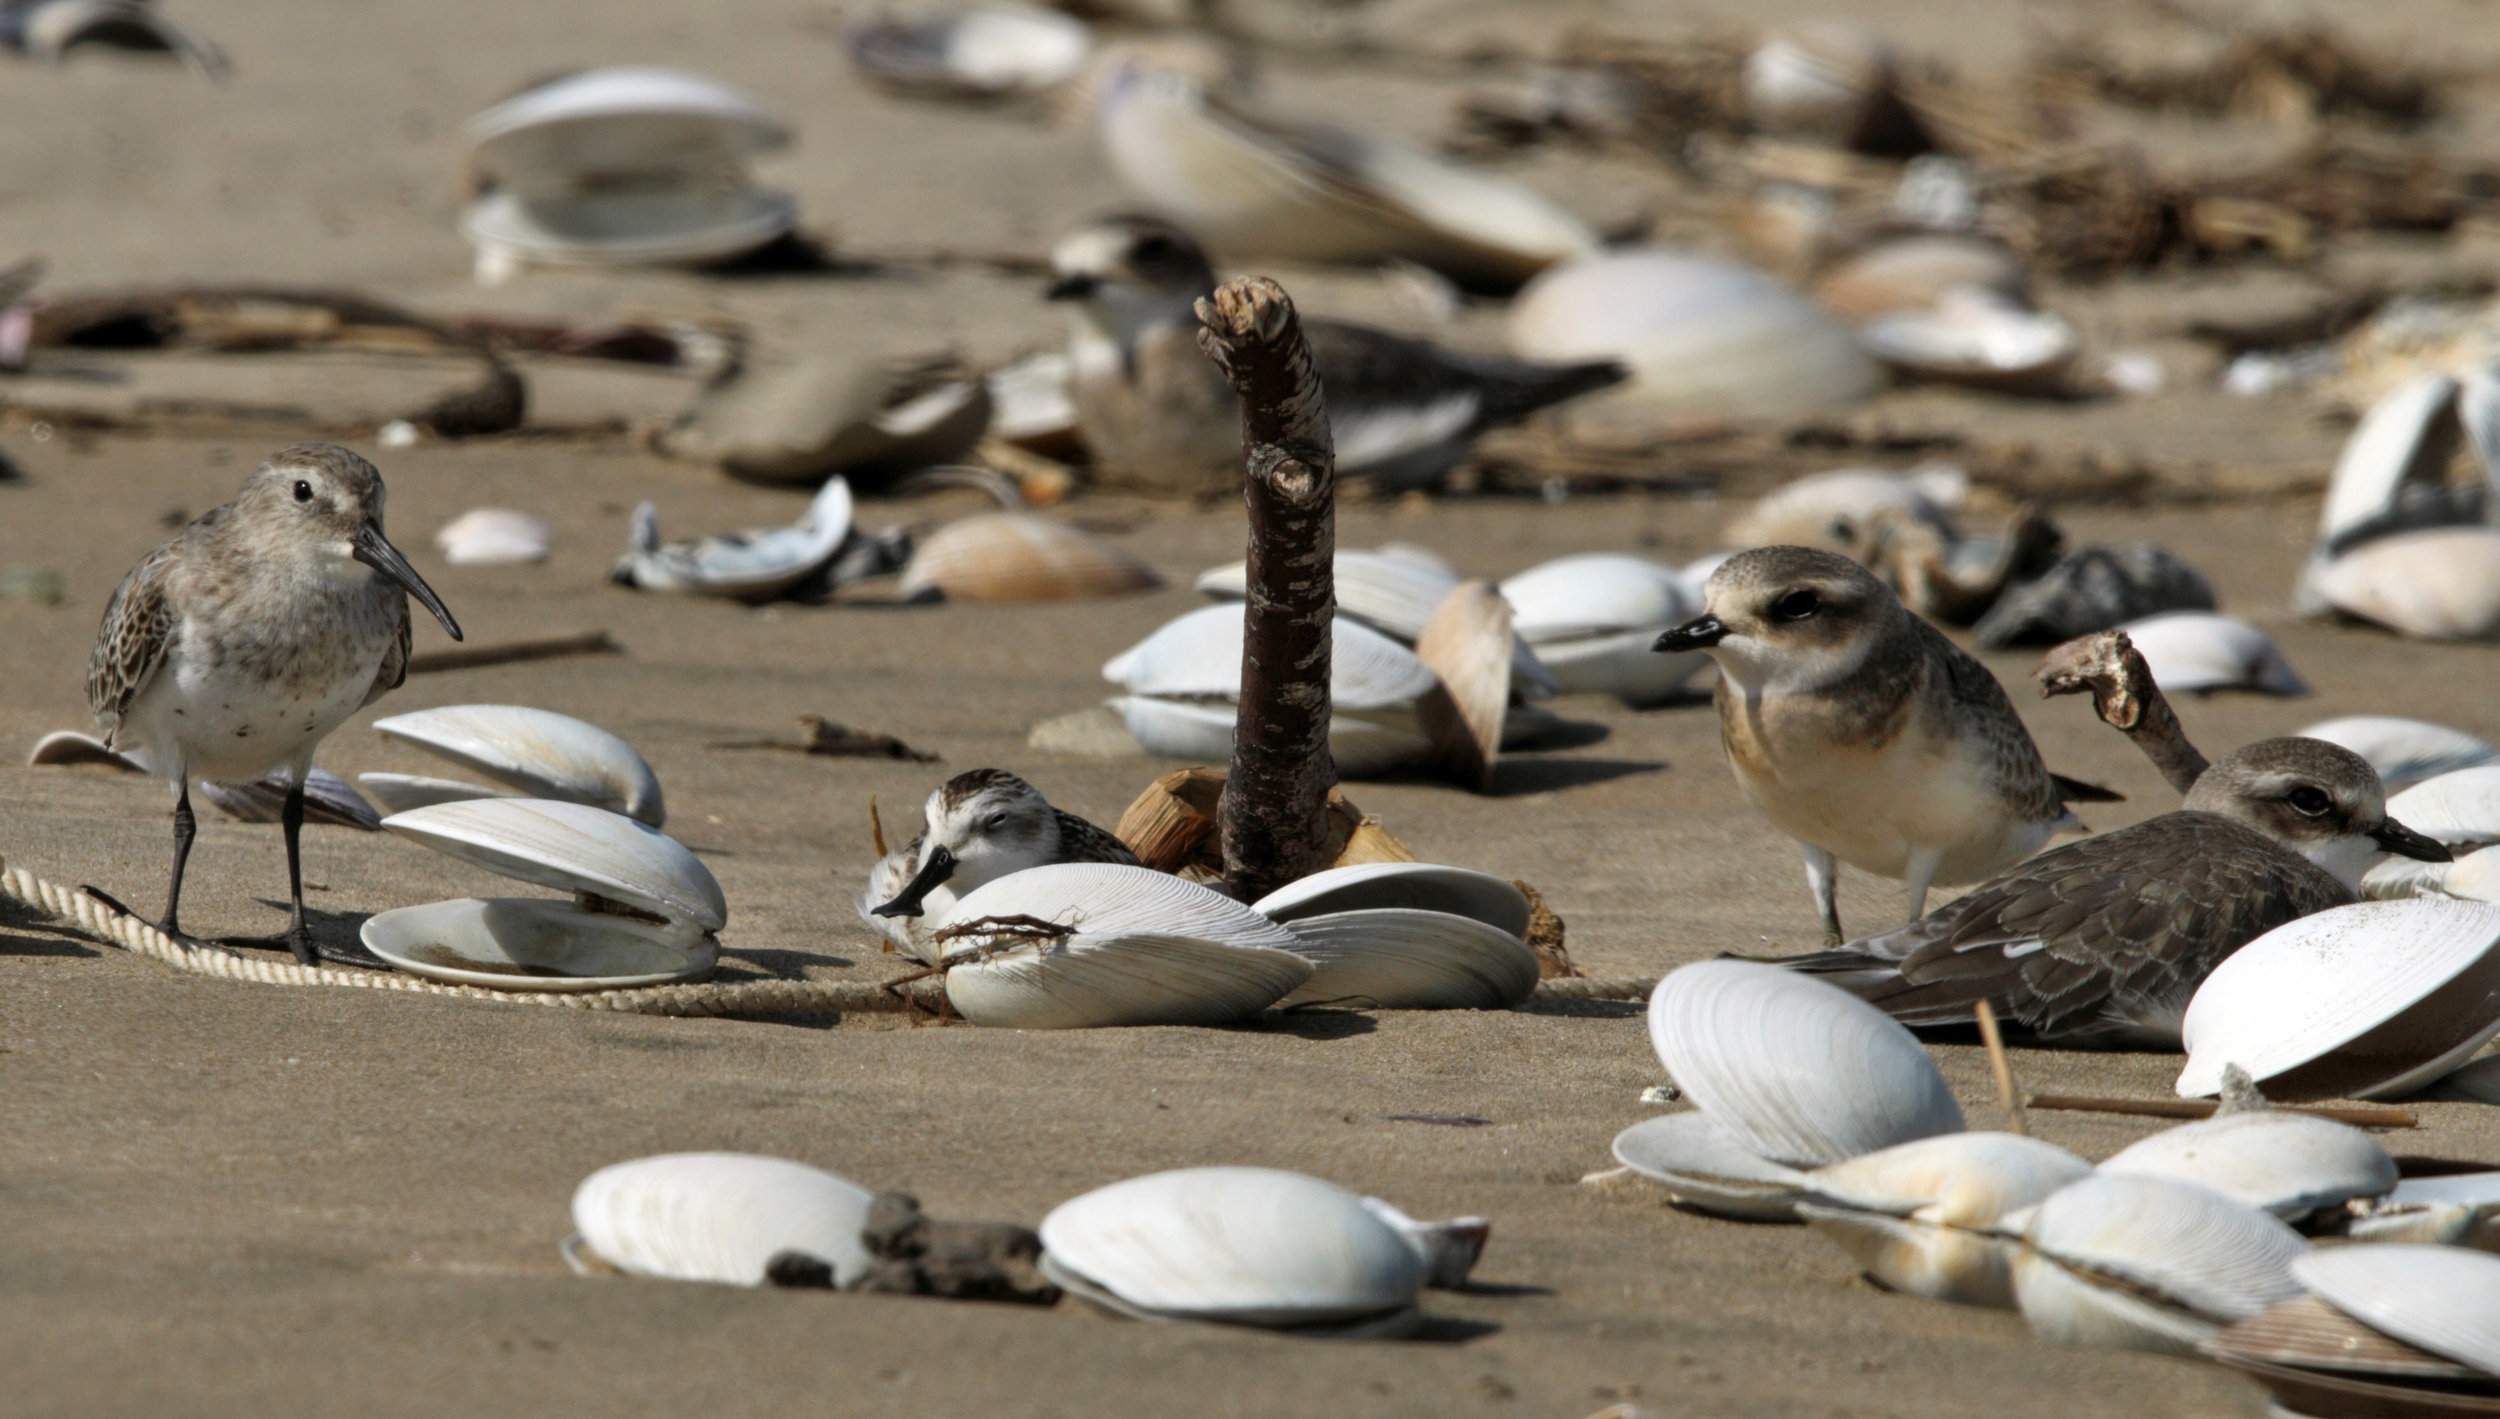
[
  {"left": 460, "top": 68, "right": 795, "bottom": 279},
  {"left": 567, "top": 1152, "right": 874, "bottom": 1287},
  {"left": 1510, "top": 248, "right": 1879, "bottom": 425},
  {"left": 2297, "top": 368, "right": 2500, "bottom": 613},
  {"left": 1264, "top": 910, "right": 1536, "bottom": 1010},
  {"left": 1611, "top": 1111, "right": 1812, "bottom": 1221},
  {"left": 1647, "top": 960, "right": 1965, "bottom": 1169},
  {"left": 930, "top": 863, "right": 1310, "bottom": 1028},
  {"left": 2313, "top": 528, "right": 2500, "bottom": 641},
  {"left": 1860, "top": 287, "right": 2078, "bottom": 394},
  {"left": 2366, "top": 769, "right": 2500, "bottom": 898},
  {"left": 2097, "top": 1110, "right": 2397, "bottom": 1222},
  {"left": 2118, "top": 611, "right": 2306, "bottom": 696},
  {"left": 847, "top": 2, "right": 1092, "bottom": 99},
  {"left": 2014, "top": 1174, "right": 2309, "bottom": 1355},
  {"left": 371, "top": 704, "right": 665, "bottom": 827},
  {"left": 1038, "top": 1167, "right": 1426, "bottom": 1335},
  {"left": 2179, "top": 899, "right": 2500, "bottom": 1101},
  {"left": 1197, "top": 549, "right": 1556, "bottom": 703},
  {"left": 1500, "top": 554, "right": 1707, "bottom": 705},
  {"left": 1254, "top": 862, "right": 1530, "bottom": 935},
  {"left": 613, "top": 476, "right": 854, "bottom": 604},
  {"left": 2342, "top": 1171, "right": 2500, "bottom": 1249},
  {"left": 2301, "top": 716, "right": 2500, "bottom": 792},
  {"left": 899, "top": 512, "right": 1160, "bottom": 603},
  {"left": 1796, "top": 1133, "right": 2093, "bottom": 1307},
  {"left": 1412, "top": 580, "right": 1518, "bottom": 792},
  {"left": 2295, "top": 1245, "right": 2500, "bottom": 1378},
  {"left": 375, "top": 799, "right": 725, "bottom": 929}
]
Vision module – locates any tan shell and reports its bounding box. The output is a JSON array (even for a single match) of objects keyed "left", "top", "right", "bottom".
[
  {"left": 1813, "top": 236, "right": 2029, "bottom": 324},
  {"left": 1412, "top": 580, "right": 1513, "bottom": 792},
  {"left": 899, "top": 512, "right": 1161, "bottom": 602}
]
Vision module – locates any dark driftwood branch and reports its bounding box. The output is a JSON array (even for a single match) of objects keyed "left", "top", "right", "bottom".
[
  {"left": 2037, "top": 629, "right": 2210, "bottom": 794},
  {"left": 406, "top": 629, "right": 620, "bottom": 675},
  {"left": 1196, "top": 276, "right": 1339, "bottom": 903}
]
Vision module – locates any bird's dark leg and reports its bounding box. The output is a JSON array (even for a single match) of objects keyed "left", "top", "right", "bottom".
[
  {"left": 218, "top": 778, "right": 379, "bottom": 968},
  {"left": 163, "top": 781, "right": 196, "bottom": 939}
]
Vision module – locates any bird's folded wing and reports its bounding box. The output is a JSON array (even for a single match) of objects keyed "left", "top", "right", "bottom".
[{"left": 86, "top": 540, "right": 181, "bottom": 741}]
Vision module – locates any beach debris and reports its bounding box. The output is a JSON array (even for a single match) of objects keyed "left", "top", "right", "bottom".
[
  {"left": 566, "top": 1153, "right": 876, "bottom": 1287},
  {"left": 364, "top": 704, "right": 664, "bottom": 827},
  {"left": 2297, "top": 716, "right": 2499, "bottom": 792},
  {"left": 712, "top": 715, "right": 938, "bottom": 763},
  {"left": 1860, "top": 287, "right": 2080, "bottom": 394},
  {"left": 1252, "top": 862, "right": 1539, "bottom": 1011},
  {"left": 1723, "top": 464, "right": 1966, "bottom": 559},
  {"left": 2178, "top": 898, "right": 2500, "bottom": 1101},
  {"left": 1742, "top": 22, "right": 1927, "bottom": 154},
  {"left": 1037, "top": 1168, "right": 1435, "bottom": 1335},
  {"left": 459, "top": 68, "right": 796, "bottom": 283},
  {"left": 2, "top": 0, "right": 226, "bottom": 80},
  {"left": 2202, "top": 1246, "right": 2500, "bottom": 1414},
  {"left": 1971, "top": 545, "right": 2216, "bottom": 649},
  {"left": 1093, "top": 63, "right": 1595, "bottom": 289},
  {"left": 2337, "top": 1171, "right": 2500, "bottom": 1248},
  {"left": 897, "top": 511, "right": 1159, "bottom": 603},
  {"left": 1111, "top": 766, "right": 1415, "bottom": 881},
  {"left": 842, "top": 1191, "right": 1059, "bottom": 1303},
  {"left": 1500, "top": 554, "right": 1708, "bottom": 705},
  {"left": 846, "top": 2, "right": 1091, "bottom": 99},
  {"left": 27, "top": 731, "right": 379, "bottom": 829},
  {"left": 1509, "top": 248, "right": 1879, "bottom": 425},
  {"left": 2012, "top": 1174, "right": 2307, "bottom": 1355},
  {"left": 2098, "top": 1086, "right": 2398, "bottom": 1224},
  {"left": 2116, "top": 612, "right": 2305, "bottom": 696},
  {"left": 663, "top": 353, "right": 992, "bottom": 489},
  {"left": 365, "top": 797, "right": 725, "bottom": 990},
  {"left": 612, "top": 477, "right": 876, "bottom": 603},
  {"left": 433, "top": 508, "right": 550, "bottom": 567},
  {"left": 1794, "top": 1133, "right": 2092, "bottom": 1307},
  {"left": 1811, "top": 235, "right": 2029, "bottom": 324},
  {"left": 406, "top": 629, "right": 621, "bottom": 675}
]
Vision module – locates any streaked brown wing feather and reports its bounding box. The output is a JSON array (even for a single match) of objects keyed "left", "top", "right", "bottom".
[
  {"left": 362, "top": 596, "right": 412, "bottom": 707},
  {"left": 1914, "top": 617, "right": 2065, "bottom": 824},
  {"left": 1056, "top": 810, "right": 1142, "bottom": 866},
  {"left": 86, "top": 539, "right": 182, "bottom": 742}
]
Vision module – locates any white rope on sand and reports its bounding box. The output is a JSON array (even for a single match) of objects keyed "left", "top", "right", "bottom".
[{"left": 0, "top": 853, "right": 1656, "bottom": 1017}]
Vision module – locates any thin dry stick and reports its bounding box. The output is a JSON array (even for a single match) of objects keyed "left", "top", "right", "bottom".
[
  {"left": 2028, "top": 1093, "right": 2417, "bottom": 1129},
  {"left": 1195, "top": 276, "right": 1339, "bottom": 904},
  {"left": 869, "top": 795, "right": 888, "bottom": 857},
  {"left": 407, "top": 629, "right": 619, "bottom": 675},
  {"left": 1974, "top": 1000, "right": 2028, "bottom": 1136}
]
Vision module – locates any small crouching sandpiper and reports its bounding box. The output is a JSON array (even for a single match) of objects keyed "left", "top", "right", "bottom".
[
  {"left": 1656, "top": 546, "right": 2116, "bottom": 945},
  {"left": 859, "top": 768, "right": 1138, "bottom": 960},
  {"left": 84, "top": 443, "right": 462, "bottom": 963},
  {"left": 1772, "top": 738, "right": 2449, "bottom": 1047}
]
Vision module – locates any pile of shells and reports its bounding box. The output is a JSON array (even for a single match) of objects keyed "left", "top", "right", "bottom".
[
  {"left": 1794, "top": 1132, "right": 2091, "bottom": 1307},
  {"left": 360, "top": 704, "right": 665, "bottom": 827},
  {"left": 2011, "top": 1173, "right": 2309, "bottom": 1356},
  {"left": 1252, "top": 863, "right": 1541, "bottom": 1011},
  {"left": 2202, "top": 1245, "right": 2500, "bottom": 1413},
  {"left": 2097, "top": 1096, "right": 2398, "bottom": 1225},
  {"left": 2296, "top": 368, "right": 2500, "bottom": 641}
]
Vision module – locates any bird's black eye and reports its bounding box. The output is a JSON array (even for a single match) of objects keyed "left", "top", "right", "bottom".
[
  {"left": 1771, "top": 589, "right": 1820, "bottom": 622},
  {"left": 293, "top": 480, "right": 314, "bottom": 503},
  {"left": 1132, "top": 234, "right": 1174, "bottom": 265},
  {"left": 2287, "top": 786, "right": 2332, "bottom": 816},
  {"left": 983, "top": 812, "right": 1009, "bottom": 832}
]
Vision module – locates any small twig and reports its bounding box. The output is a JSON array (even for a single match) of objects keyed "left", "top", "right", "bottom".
[
  {"left": 869, "top": 796, "right": 888, "bottom": 858},
  {"left": 2027, "top": 1093, "right": 2417, "bottom": 1129},
  {"left": 406, "top": 630, "right": 619, "bottom": 675},
  {"left": 1974, "top": 1000, "right": 2028, "bottom": 1136}
]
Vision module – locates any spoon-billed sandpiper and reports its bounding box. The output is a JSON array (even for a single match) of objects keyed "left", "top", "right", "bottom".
[
  {"left": 1775, "top": 738, "right": 2449, "bottom": 1047},
  {"left": 84, "top": 443, "right": 463, "bottom": 963},
  {"left": 1656, "top": 545, "right": 2116, "bottom": 945},
  {"left": 859, "top": 768, "right": 1138, "bottom": 960},
  {"left": 1044, "top": 215, "right": 1623, "bottom": 493}
]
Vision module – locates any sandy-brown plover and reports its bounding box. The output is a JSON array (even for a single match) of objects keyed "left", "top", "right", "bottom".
[
  {"left": 84, "top": 443, "right": 462, "bottom": 963},
  {"left": 859, "top": 768, "right": 1138, "bottom": 960},
  {"left": 1044, "top": 215, "right": 1622, "bottom": 492},
  {"left": 1656, "top": 545, "right": 2114, "bottom": 945}
]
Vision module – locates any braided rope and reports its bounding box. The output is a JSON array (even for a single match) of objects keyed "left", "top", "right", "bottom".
[{"left": 0, "top": 853, "right": 1656, "bottom": 1014}]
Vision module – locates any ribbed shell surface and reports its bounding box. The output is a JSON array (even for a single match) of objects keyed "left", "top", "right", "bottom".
[
  {"left": 1271, "top": 909, "right": 1539, "bottom": 1010},
  {"left": 380, "top": 799, "right": 726, "bottom": 931},
  {"left": 2295, "top": 1245, "right": 2500, "bottom": 1378},
  {"left": 570, "top": 1152, "right": 872, "bottom": 1286},
  {"left": 374, "top": 704, "right": 665, "bottom": 827},
  {"left": 2097, "top": 1111, "right": 2397, "bottom": 1220},
  {"left": 1252, "top": 862, "right": 1531, "bottom": 936},
  {"left": 2022, "top": 1175, "right": 2308, "bottom": 1325}
]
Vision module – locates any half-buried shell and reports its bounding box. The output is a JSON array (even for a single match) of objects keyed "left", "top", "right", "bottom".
[
  {"left": 1610, "top": 1111, "right": 1811, "bottom": 1221},
  {"left": 566, "top": 1152, "right": 875, "bottom": 1287}
]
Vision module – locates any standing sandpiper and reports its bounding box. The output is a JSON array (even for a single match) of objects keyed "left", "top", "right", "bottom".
[
  {"left": 1656, "top": 546, "right": 2114, "bottom": 945},
  {"left": 85, "top": 443, "right": 463, "bottom": 963}
]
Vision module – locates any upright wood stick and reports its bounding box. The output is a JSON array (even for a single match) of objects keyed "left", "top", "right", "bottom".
[
  {"left": 1195, "top": 276, "right": 1339, "bottom": 903},
  {"left": 2036, "top": 630, "right": 2210, "bottom": 795},
  {"left": 1973, "top": 1000, "right": 2028, "bottom": 1136}
]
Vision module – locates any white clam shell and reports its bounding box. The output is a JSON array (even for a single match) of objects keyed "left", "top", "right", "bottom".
[
  {"left": 1106, "top": 604, "right": 1440, "bottom": 712},
  {"left": 568, "top": 1152, "right": 873, "bottom": 1287},
  {"left": 465, "top": 68, "right": 790, "bottom": 180},
  {"left": 2015, "top": 1175, "right": 2307, "bottom": 1354},
  {"left": 2294, "top": 1244, "right": 2500, "bottom": 1379},
  {"left": 356, "top": 772, "right": 512, "bottom": 815},
  {"left": 1270, "top": 910, "right": 1539, "bottom": 1010},
  {"left": 2314, "top": 528, "right": 2500, "bottom": 641},
  {"left": 1610, "top": 1111, "right": 1809, "bottom": 1220},
  {"left": 1724, "top": 464, "right": 1966, "bottom": 555},
  {"left": 2097, "top": 1111, "right": 2397, "bottom": 1221},
  {"left": 615, "top": 476, "right": 853, "bottom": 603},
  {"left": 360, "top": 896, "right": 717, "bottom": 990},
  {"left": 1799, "top": 1133, "right": 2092, "bottom": 1309},
  {"left": 2117, "top": 611, "right": 2305, "bottom": 695},
  {"left": 2342, "top": 1170, "right": 2500, "bottom": 1247},
  {"left": 2178, "top": 899, "right": 2500, "bottom": 1100},
  {"left": 463, "top": 186, "right": 796, "bottom": 272},
  {"left": 1742, "top": 23, "right": 1891, "bottom": 146},
  {"left": 2299, "top": 715, "right": 2498, "bottom": 791},
  {"left": 1253, "top": 862, "right": 1530, "bottom": 937},
  {"left": 1647, "top": 959, "right": 1965, "bottom": 1168},
  {"left": 1860, "top": 287, "right": 2078, "bottom": 391},
  {"left": 2319, "top": 372, "right": 2466, "bottom": 552},
  {"left": 1510, "top": 248, "right": 1879, "bottom": 424},
  {"left": 2424, "top": 843, "right": 2500, "bottom": 902},
  {"left": 848, "top": 2, "right": 1092, "bottom": 97},
  {"left": 2381, "top": 766, "right": 2500, "bottom": 846},
  {"left": 899, "top": 512, "right": 1160, "bottom": 603},
  {"left": 374, "top": 704, "right": 665, "bottom": 827},
  {"left": 433, "top": 508, "right": 550, "bottom": 566},
  {"left": 1196, "top": 549, "right": 1557, "bottom": 697},
  {"left": 381, "top": 799, "right": 727, "bottom": 933},
  {"left": 1107, "top": 695, "right": 1430, "bottom": 778},
  {"left": 1500, "top": 554, "right": 1704, "bottom": 703},
  {"left": 1038, "top": 1167, "right": 1425, "bottom": 1332}
]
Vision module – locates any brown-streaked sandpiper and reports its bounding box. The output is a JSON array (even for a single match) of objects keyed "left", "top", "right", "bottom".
[{"left": 859, "top": 768, "right": 1139, "bottom": 960}]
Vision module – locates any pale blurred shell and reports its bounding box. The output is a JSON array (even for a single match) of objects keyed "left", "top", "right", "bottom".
[
  {"left": 434, "top": 508, "right": 551, "bottom": 566},
  {"left": 2097, "top": 1111, "right": 2397, "bottom": 1220},
  {"left": 2381, "top": 766, "right": 2500, "bottom": 846},
  {"left": 569, "top": 1152, "right": 873, "bottom": 1286},
  {"left": 2294, "top": 1245, "right": 2500, "bottom": 1378},
  {"left": 2118, "top": 612, "right": 2305, "bottom": 696},
  {"left": 1501, "top": 554, "right": 1704, "bottom": 702},
  {"left": 1725, "top": 464, "right": 1966, "bottom": 555},
  {"left": 2317, "top": 371, "right": 2464, "bottom": 550},
  {"left": 1610, "top": 1111, "right": 1809, "bottom": 1220},
  {"left": 1197, "top": 548, "right": 1458, "bottom": 642},
  {"left": 2313, "top": 528, "right": 2500, "bottom": 641},
  {"left": 381, "top": 798, "right": 727, "bottom": 932},
  {"left": 1743, "top": 24, "right": 1892, "bottom": 146},
  {"left": 465, "top": 67, "right": 791, "bottom": 182},
  {"left": 2298, "top": 715, "right": 2498, "bottom": 791},
  {"left": 848, "top": 3, "right": 1092, "bottom": 97},
  {"left": 900, "top": 512, "right": 1161, "bottom": 603},
  {"left": 1813, "top": 236, "right": 2029, "bottom": 323},
  {"left": 1802, "top": 1132, "right": 2091, "bottom": 1229},
  {"left": 374, "top": 703, "right": 665, "bottom": 827},
  {"left": 1860, "top": 287, "right": 2077, "bottom": 392}
]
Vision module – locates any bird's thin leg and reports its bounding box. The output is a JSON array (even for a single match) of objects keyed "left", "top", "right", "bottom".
[
  {"left": 163, "top": 782, "right": 197, "bottom": 939},
  {"left": 1902, "top": 846, "right": 1945, "bottom": 926},
  {"left": 1804, "top": 844, "right": 1842, "bottom": 948},
  {"left": 218, "top": 778, "right": 378, "bottom": 968}
]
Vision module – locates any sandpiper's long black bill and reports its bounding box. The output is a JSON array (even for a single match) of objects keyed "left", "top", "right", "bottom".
[
  {"left": 2372, "top": 816, "right": 2453, "bottom": 863},
  {"left": 1655, "top": 615, "right": 1728, "bottom": 654},
  {"left": 354, "top": 522, "right": 464, "bottom": 641},
  {"left": 871, "top": 845, "right": 957, "bottom": 918}
]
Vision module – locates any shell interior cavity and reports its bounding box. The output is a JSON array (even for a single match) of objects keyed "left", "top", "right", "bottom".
[
  {"left": 2293, "top": 1244, "right": 2500, "bottom": 1378},
  {"left": 2297, "top": 715, "right": 2499, "bottom": 791},
  {"left": 1610, "top": 1111, "right": 1810, "bottom": 1221},
  {"left": 1037, "top": 1167, "right": 1427, "bottom": 1334},
  {"left": 373, "top": 703, "right": 665, "bottom": 827},
  {"left": 2096, "top": 1110, "right": 2398, "bottom": 1221},
  {"left": 568, "top": 1152, "right": 873, "bottom": 1287},
  {"left": 360, "top": 896, "right": 719, "bottom": 991},
  {"left": 1647, "top": 960, "right": 1965, "bottom": 1169},
  {"left": 380, "top": 798, "right": 727, "bottom": 933},
  {"left": 2177, "top": 898, "right": 2500, "bottom": 1101},
  {"left": 1253, "top": 862, "right": 1531, "bottom": 937}
]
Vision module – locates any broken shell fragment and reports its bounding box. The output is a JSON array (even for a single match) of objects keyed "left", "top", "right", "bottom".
[
  {"left": 899, "top": 512, "right": 1160, "bottom": 603},
  {"left": 2013, "top": 1174, "right": 2308, "bottom": 1355},
  {"left": 2117, "top": 612, "right": 2306, "bottom": 696},
  {"left": 567, "top": 1152, "right": 875, "bottom": 1287},
  {"left": 846, "top": 2, "right": 1092, "bottom": 99},
  {"left": 613, "top": 476, "right": 855, "bottom": 604},
  {"left": 11, "top": 0, "right": 227, "bottom": 80},
  {"left": 1797, "top": 1132, "right": 2092, "bottom": 1307},
  {"left": 1038, "top": 1167, "right": 1427, "bottom": 1335},
  {"left": 373, "top": 704, "right": 664, "bottom": 827},
  {"left": 433, "top": 508, "right": 550, "bottom": 566}
]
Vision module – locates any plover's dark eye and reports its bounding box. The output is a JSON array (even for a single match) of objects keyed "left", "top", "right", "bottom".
[
  {"left": 2287, "top": 786, "right": 2332, "bottom": 817},
  {"left": 983, "top": 812, "right": 1009, "bottom": 832},
  {"left": 1771, "top": 589, "right": 1820, "bottom": 622},
  {"left": 1132, "top": 234, "right": 1174, "bottom": 265},
  {"left": 293, "top": 480, "right": 313, "bottom": 503}
]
